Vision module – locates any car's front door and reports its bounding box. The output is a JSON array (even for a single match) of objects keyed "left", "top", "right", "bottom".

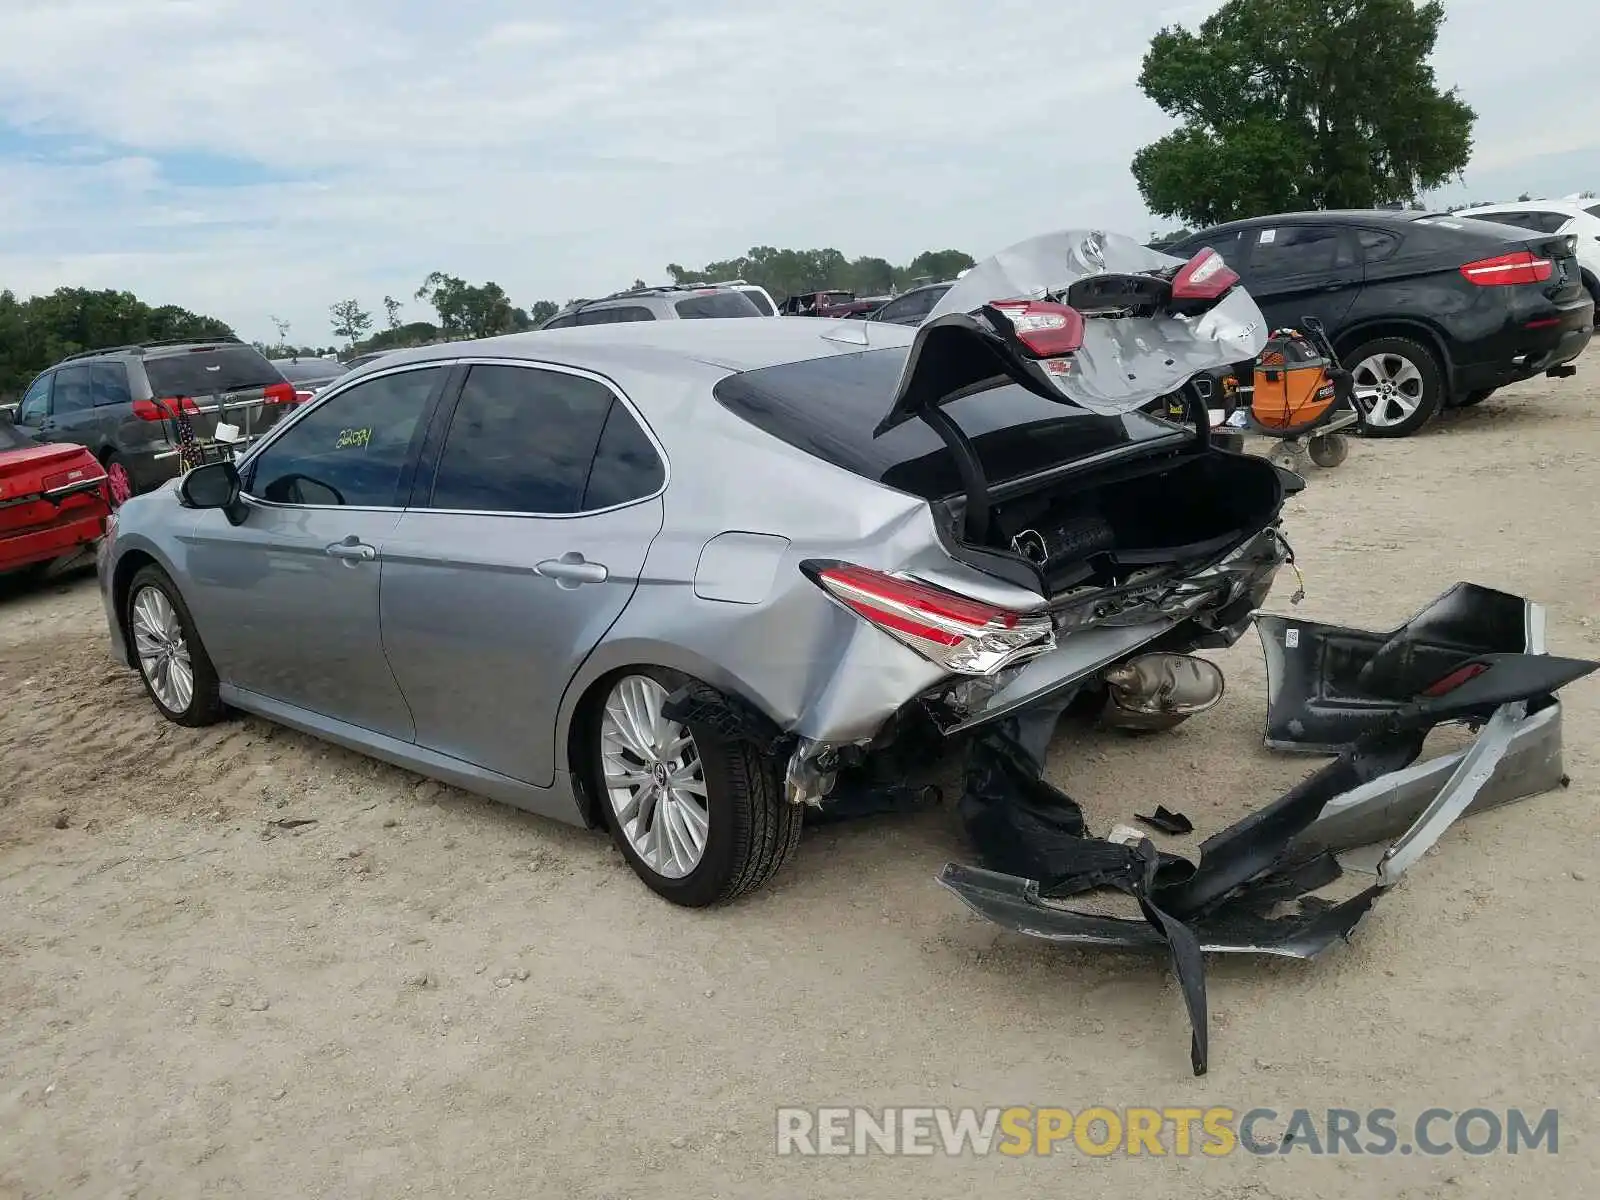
[
  {"left": 379, "top": 360, "right": 666, "bottom": 787},
  {"left": 1237, "top": 224, "right": 1362, "bottom": 333},
  {"left": 180, "top": 363, "right": 451, "bottom": 740}
]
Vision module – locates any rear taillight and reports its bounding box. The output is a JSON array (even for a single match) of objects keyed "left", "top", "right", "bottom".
[
  {"left": 985, "top": 299, "right": 1085, "bottom": 358},
  {"left": 804, "top": 561, "right": 1054, "bottom": 676},
  {"left": 131, "top": 395, "right": 199, "bottom": 421},
  {"left": 1171, "top": 247, "right": 1240, "bottom": 302},
  {"left": 1422, "top": 662, "right": 1489, "bottom": 697},
  {"left": 1460, "top": 251, "right": 1553, "bottom": 286},
  {"left": 264, "top": 381, "right": 298, "bottom": 405}
]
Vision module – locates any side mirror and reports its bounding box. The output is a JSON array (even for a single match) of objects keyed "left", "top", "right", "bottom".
[{"left": 179, "top": 461, "right": 247, "bottom": 524}]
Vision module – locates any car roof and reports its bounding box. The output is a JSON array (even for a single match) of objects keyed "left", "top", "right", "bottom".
[
  {"left": 1456, "top": 199, "right": 1591, "bottom": 216},
  {"left": 1183, "top": 210, "right": 1432, "bottom": 238},
  {"left": 367, "top": 316, "right": 918, "bottom": 377}
]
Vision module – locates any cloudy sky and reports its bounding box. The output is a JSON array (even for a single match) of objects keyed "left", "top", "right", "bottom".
[{"left": 0, "top": 0, "right": 1594, "bottom": 346}]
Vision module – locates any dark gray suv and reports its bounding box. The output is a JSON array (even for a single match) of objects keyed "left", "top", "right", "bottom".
[{"left": 11, "top": 338, "right": 296, "bottom": 504}]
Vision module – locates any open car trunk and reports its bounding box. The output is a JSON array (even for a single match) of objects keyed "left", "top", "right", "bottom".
[{"left": 940, "top": 437, "right": 1287, "bottom": 599}]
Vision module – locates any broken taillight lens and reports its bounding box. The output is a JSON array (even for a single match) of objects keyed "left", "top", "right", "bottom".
[
  {"left": 131, "top": 395, "right": 200, "bottom": 421},
  {"left": 804, "top": 561, "right": 1054, "bottom": 676},
  {"left": 1421, "top": 661, "right": 1490, "bottom": 697},
  {"left": 1171, "top": 247, "right": 1240, "bottom": 301},
  {"left": 985, "top": 300, "right": 1085, "bottom": 358}
]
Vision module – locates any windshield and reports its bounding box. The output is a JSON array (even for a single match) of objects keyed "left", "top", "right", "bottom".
[
  {"left": 0, "top": 420, "right": 30, "bottom": 451},
  {"left": 922, "top": 228, "right": 1268, "bottom": 415}
]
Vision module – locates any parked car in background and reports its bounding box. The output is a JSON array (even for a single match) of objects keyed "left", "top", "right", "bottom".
[
  {"left": 1163, "top": 211, "right": 1595, "bottom": 435},
  {"left": 1452, "top": 200, "right": 1600, "bottom": 306},
  {"left": 271, "top": 356, "right": 349, "bottom": 403},
  {"left": 343, "top": 350, "right": 396, "bottom": 372},
  {"left": 96, "top": 228, "right": 1291, "bottom": 908},
  {"left": 778, "top": 290, "right": 882, "bottom": 318},
  {"left": 706, "top": 279, "right": 780, "bottom": 315},
  {"left": 10, "top": 338, "right": 297, "bottom": 503},
  {"left": 0, "top": 416, "right": 111, "bottom": 579},
  {"left": 865, "top": 281, "right": 955, "bottom": 326},
  {"left": 540, "top": 284, "right": 764, "bottom": 329}
]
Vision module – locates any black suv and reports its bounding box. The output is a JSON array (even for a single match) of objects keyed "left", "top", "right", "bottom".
[
  {"left": 11, "top": 338, "right": 296, "bottom": 503},
  {"left": 1163, "top": 211, "right": 1594, "bottom": 436}
]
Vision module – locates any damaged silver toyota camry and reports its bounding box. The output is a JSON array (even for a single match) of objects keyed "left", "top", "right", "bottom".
[{"left": 99, "top": 229, "right": 1592, "bottom": 1072}]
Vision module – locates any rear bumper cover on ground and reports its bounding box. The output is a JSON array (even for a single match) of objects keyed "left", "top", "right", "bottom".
[{"left": 938, "top": 583, "right": 1594, "bottom": 1076}]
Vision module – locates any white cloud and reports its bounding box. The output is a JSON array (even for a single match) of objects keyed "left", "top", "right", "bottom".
[{"left": 0, "top": 0, "right": 1594, "bottom": 345}]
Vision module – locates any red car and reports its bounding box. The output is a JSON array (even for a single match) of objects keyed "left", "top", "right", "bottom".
[{"left": 0, "top": 420, "right": 113, "bottom": 578}]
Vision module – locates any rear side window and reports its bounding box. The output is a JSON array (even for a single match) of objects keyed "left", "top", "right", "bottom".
[
  {"left": 1357, "top": 229, "right": 1402, "bottom": 262},
  {"left": 575, "top": 306, "right": 655, "bottom": 326},
  {"left": 542, "top": 314, "right": 578, "bottom": 330},
  {"left": 51, "top": 366, "right": 93, "bottom": 414},
  {"left": 429, "top": 365, "right": 620, "bottom": 514},
  {"left": 740, "top": 289, "right": 775, "bottom": 316},
  {"left": 674, "top": 292, "right": 760, "bottom": 319},
  {"left": 91, "top": 364, "right": 132, "bottom": 407},
  {"left": 144, "top": 345, "right": 280, "bottom": 396},
  {"left": 1248, "top": 225, "right": 1350, "bottom": 276},
  {"left": 584, "top": 402, "right": 666, "bottom": 509}
]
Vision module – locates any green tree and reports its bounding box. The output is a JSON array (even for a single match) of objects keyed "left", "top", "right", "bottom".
[
  {"left": 666, "top": 245, "right": 974, "bottom": 302},
  {"left": 329, "top": 299, "right": 373, "bottom": 346},
  {"left": 383, "top": 295, "right": 403, "bottom": 330},
  {"left": 528, "top": 300, "right": 559, "bottom": 326},
  {"left": 0, "top": 287, "right": 234, "bottom": 401},
  {"left": 1131, "top": 0, "right": 1475, "bottom": 227},
  {"left": 414, "top": 272, "right": 518, "bottom": 338}
]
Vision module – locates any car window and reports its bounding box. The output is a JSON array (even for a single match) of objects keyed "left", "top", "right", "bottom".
[
  {"left": 739, "top": 289, "right": 776, "bottom": 316},
  {"left": 1167, "top": 229, "right": 1245, "bottom": 265},
  {"left": 145, "top": 345, "right": 281, "bottom": 396},
  {"left": 429, "top": 364, "right": 619, "bottom": 514},
  {"left": 273, "top": 359, "right": 349, "bottom": 384},
  {"left": 1531, "top": 211, "right": 1571, "bottom": 233},
  {"left": 90, "top": 363, "right": 132, "bottom": 408},
  {"left": 542, "top": 314, "right": 579, "bottom": 330},
  {"left": 1356, "top": 229, "right": 1402, "bottom": 262},
  {"left": 17, "top": 374, "right": 52, "bottom": 424},
  {"left": 51, "top": 366, "right": 93, "bottom": 415},
  {"left": 246, "top": 366, "right": 443, "bottom": 507},
  {"left": 673, "top": 292, "right": 760, "bottom": 319},
  {"left": 1247, "top": 225, "right": 1349, "bottom": 277},
  {"left": 583, "top": 399, "right": 666, "bottom": 510}
]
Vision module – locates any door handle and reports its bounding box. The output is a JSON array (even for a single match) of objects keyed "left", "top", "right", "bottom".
[
  {"left": 327, "top": 539, "right": 377, "bottom": 562},
  {"left": 535, "top": 552, "right": 609, "bottom": 586}
]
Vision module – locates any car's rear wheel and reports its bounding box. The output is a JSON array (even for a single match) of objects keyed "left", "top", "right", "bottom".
[
  {"left": 592, "top": 669, "right": 801, "bottom": 907},
  {"left": 1348, "top": 337, "right": 1444, "bottom": 437},
  {"left": 126, "top": 564, "right": 225, "bottom": 727},
  {"left": 104, "top": 453, "right": 135, "bottom": 507}
]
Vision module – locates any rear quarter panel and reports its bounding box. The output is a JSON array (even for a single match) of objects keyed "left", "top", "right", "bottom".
[{"left": 553, "top": 358, "right": 1045, "bottom": 752}]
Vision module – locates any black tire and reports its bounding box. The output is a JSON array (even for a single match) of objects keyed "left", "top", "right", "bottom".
[
  {"left": 1452, "top": 388, "right": 1496, "bottom": 409},
  {"left": 591, "top": 668, "right": 802, "bottom": 907},
  {"left": 125, "top": 564, "right": 226, "bottom": 727},
  {"left": 1345, "top": 336, "right": 1444, "bottom": 438}
]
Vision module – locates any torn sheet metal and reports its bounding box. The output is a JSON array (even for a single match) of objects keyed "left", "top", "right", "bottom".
[{"left": 939, "top": 583, "right": 1596, "bottom": 1077}]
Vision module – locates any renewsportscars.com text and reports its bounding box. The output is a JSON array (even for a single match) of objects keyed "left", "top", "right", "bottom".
[{"left": 774, "top": 1106, "right": 1559, "bottom": 1158}]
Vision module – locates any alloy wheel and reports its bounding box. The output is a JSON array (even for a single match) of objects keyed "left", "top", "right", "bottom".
[
  {"left": 1353, "top": 352, "right": 1425, "bottom": 429},
  {"left": 131, "top": 585, "right": 193, "bottom": 713},
  {"left": 599, "top": 675, "right": 709, "bottom": 880},
  {"left": 107, "top": 461, "right": 133, "bottom": 506}
]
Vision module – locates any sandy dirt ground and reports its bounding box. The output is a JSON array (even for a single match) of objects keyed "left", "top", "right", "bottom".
[{"left": 3, "top": 367, "right": 1599, "bottom": 1200}]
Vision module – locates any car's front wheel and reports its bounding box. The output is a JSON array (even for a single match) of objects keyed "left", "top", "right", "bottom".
[
  {"left": 592, "top": 669, "right": 802, "bottom": 907},
  {"left": 126, "top": 564, "right": 226, "bottom": 727},
  {"left": 1348, "top": 337, "right": 1444, "bottom": 437}
]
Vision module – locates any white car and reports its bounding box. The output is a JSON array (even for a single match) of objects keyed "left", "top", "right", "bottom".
[{"left": 1454, "top": 199, "right": 1600, "bottom": 306}]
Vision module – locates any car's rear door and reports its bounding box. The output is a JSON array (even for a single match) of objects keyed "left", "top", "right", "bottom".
[
  {"left": 141, "top": 343, "right": 293, "bottom": 449},
  {"left": 1237, "top": 223, "right": 1362, "bottom": 332},
  {"left": 379, "top": 359, "right": 666, "bottom": 788},
  {"left": 181, "top": 362, "right": 451, "bottom": 740}
]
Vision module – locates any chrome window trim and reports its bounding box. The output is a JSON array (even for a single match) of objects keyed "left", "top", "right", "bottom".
[{"left": 234, "top": 356, "right": 670, "bottom": 519}]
